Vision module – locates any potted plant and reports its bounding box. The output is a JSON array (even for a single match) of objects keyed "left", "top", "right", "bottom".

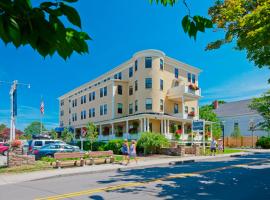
[
  {"left": 189, "top": 84, "right": 199, "bottom": 90},
  {"left": 188, "top": 111, "right": 195, "bottom": 117},
  {"left": 10, "top": 140, "right": 21, "bottom": 148}
]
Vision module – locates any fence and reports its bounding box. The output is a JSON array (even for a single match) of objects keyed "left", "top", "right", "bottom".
[{"left": 224, "top": 136, "right": 258, "bottom": 147}]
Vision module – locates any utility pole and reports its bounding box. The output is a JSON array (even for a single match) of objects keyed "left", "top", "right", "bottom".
[{"left": 0, "top": 80, "right": 30, "bottom": 141}]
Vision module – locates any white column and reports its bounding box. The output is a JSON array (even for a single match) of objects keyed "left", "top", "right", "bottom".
[
  {"left": 140, "top": 118, "right": 143, "bottom": 132},
  {"left": 167, "top": 120, "right": 170, "bottom": 134},
  {"left": 164, "top": 120, "right": 167, "bottom": 134},
  {"left": 143, "top": 118, "right": 146, "bottom": 132},
  {"left": 147, "top": 118, "right": 150, "bottom": 132},
  {"left": 126, "top": 120, "right": 129, "bottom": 133},
  {"left": 210, "top": 123, "right": 213, "bottom": 139},
  {"left": 111, "top": 123, "right": 114, "bottom": 135},
  {"left": 161, "top": 119, "right": 163, "bottom": 134}
]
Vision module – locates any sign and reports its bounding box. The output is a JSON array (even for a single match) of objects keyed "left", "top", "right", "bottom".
[{"left": 192, "top": 120, "right": 204, "bottom": 131}]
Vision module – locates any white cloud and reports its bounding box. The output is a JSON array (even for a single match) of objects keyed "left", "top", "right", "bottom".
[{"left": 201, "top": 69, "right": 270, "bottom": 105}]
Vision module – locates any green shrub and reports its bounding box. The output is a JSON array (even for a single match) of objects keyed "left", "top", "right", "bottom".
[
  {"left": 256, "top": 137, "right": 270, "bottom": 149},
  {"left": 104, "top": 139, "right": 124, "bottom": 154},
  {"left": 137, "top": 132, "right": 169, "bottom": 155},
  {"left": 77, "top": 141, "right": 106, "bottom": 151},
  {"left": 41, "top": 157, "right": 56, "bottom": 163}
]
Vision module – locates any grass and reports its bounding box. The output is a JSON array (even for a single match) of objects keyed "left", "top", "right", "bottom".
[
  {"left": 0, "top": 161, "right": 53, "bottom": 174},
  {"left": 202, "top": 148, "right": 244, "bottom": 156}
]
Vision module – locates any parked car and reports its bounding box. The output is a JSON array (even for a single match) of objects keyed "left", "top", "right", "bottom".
[
  {"left": 28, "top": 139, "right": 65, "bottom": 153},
  {"left": 34, "top": 143, "right": 80, "bottom": 159},
  {"left": 0, "top": 143, "right": 9, "bottom": 156}
]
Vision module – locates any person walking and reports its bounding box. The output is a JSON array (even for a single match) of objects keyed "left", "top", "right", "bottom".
[
  {"left": 129, "top": 140, "right": 138, "bottom": 164},
  {"left": 218, "top": 139, "right": 223, "bottom": 153},
  {"left": 210, "top": 138, "right": 217, "bottom": 156},
  {"left": 121, "top": 139, "right": 130, "bottom": 165}
]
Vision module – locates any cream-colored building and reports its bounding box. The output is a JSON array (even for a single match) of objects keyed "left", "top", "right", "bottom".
[{"left": 59, "top": 49, "right": 210, "bottom": 141}]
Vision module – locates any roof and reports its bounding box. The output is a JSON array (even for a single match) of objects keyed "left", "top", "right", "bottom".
[{"left": 214, "top": 99, "right": 258, "bottom": 117}]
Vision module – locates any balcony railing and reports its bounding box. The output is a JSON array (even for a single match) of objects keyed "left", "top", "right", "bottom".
[{"left": 167, "top": 84, "right": 201, "bottom": 100}]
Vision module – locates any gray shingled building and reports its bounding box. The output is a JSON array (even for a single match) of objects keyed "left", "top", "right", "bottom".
[{"left": 213, "top": 99, "right": 268, "bottom": 137}]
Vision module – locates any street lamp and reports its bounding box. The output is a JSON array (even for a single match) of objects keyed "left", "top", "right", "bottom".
[
  {"left": 0, "top": 80, "right": 31, "bottom": 141},
  {"left": 220, "top": 120, "right": 226, "bottom": 152},
  {"left": 249, "top": 118, "right": 256, "bottom": 148}
]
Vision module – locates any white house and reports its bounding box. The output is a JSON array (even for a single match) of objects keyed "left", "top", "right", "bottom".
[{"left": 213, "top": 99, "right": 269, "bottom": 137}]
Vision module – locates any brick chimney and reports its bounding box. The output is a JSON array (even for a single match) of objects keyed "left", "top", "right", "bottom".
[{"left": 213, "top": 100, "right": 219, "bottom": 109}]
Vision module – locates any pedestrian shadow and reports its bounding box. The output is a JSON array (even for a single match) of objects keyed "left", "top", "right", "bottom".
[
  {"left": 89, "top": 195, "right": 104, "bottom": 200},
  {"left": 96, "top": 154, "right": 270, "bottom": 199}
]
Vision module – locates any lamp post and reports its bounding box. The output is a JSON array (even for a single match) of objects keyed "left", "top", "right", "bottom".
[
  {"left": 220, "top": 120, "right": 225, "bottom": 152},
  {"left": 249, "top": 119, "right": 256, "bottom": 148},
  {"left": 0, "top": 80, "right": 30, "bottom": 141}
]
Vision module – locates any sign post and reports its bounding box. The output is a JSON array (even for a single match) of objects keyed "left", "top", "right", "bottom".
[{"left": 192, "top": 120, "right": 205, "bottom": 154}]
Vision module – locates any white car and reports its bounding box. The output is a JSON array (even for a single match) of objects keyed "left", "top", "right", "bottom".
[{"left": 29, "top": 139, "right": 65, "bottom": 153}]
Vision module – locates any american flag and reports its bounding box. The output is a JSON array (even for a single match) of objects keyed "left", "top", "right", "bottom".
[{"left": 40, "top": 100, "right": 44, "bottom": 115}]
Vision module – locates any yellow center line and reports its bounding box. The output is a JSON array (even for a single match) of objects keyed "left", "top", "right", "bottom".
[{"left": 35, "top": 159, "right": 269, "bottom": 200}]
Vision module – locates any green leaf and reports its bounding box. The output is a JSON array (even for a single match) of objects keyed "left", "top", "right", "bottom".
[
  {"left": 7, "top": 18, "right": 21, "bottom": 47},
  {"left": 188, "top": 21, "right": 197, "bottom": 39},
  {"left": 60, "top": 4, "right": 81, "bottom": 28},
  {"left": 182, "top": 15, "right": 190, "bottom": 33},
  {"left": 0, "top": 15, "right": 10, "bottom": 44}
]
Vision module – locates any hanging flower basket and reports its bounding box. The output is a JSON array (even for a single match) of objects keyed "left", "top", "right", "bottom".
[
  {"left": 188, "top": 111, "right": 195, "bottom": 117},
  {"left": 189, "top": 84, "right": 199, "bottom": 90}
]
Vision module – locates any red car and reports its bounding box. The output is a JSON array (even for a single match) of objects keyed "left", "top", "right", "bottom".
[{"left": 0, "top": 143, "right": 9, "bottom": 156}]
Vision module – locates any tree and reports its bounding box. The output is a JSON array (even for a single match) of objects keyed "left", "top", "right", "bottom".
[
  {"left": 85, "top": 122, "right": 98, "bottom": 151},
  {"left": 249, "top": 90, "right": 270, "bottom": 132},
  {"left": 61, "top": 128, "right": 74, "bottom": 143},
  {"left": 0, "top": 124, "right": 7, "bottom": 133},
  {"left": 137, "top": 132, "right": 169, "bottom": 154},
  {"left": 50, "top": 129, "right": 58, "bottom": 139},
  {"left": 24, "top": 121, "right": 47, "bottom": 135},
  {"left": 0, "top": 0, "right": 90, "bottom": 60},
  {"left": 200, "top": 105, "right": 222, "bottom": 139},
  {"left": 0, "top": 128, "right": 23, "bottom": 140}
]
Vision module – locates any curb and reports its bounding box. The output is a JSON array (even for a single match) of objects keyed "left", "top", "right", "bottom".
[{"left": 2, "top": 152, "right": 253, "bottom": 184}]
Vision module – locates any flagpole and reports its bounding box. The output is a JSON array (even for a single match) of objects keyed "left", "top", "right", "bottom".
[{"left": 40, "top": 96, "right": 43, "bottom": 135}]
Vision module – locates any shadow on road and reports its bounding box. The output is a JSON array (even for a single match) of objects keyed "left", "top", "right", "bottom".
[{"left": 97, "top": 153, "right": 270, "bottom": 200}]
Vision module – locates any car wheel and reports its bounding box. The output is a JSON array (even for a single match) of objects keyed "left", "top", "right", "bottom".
[
  {"left": 46, "top": 154, "right": 53, "bottom": 158},
  {"left": 3, "top": 151, "right": 7, "bottom": 156}
]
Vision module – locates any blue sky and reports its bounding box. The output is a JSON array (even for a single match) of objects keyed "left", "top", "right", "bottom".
[{"left": 0, "top": 0, "right": 269, "bottom": 131}]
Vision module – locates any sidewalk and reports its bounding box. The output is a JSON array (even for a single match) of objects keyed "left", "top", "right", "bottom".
[{"left": 0, "top": 152, "right": 251, "bottom": 186}]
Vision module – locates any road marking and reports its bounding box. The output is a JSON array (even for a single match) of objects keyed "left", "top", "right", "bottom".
[{"left": 35, "top": 159, "right": 269, "bottom": 200}]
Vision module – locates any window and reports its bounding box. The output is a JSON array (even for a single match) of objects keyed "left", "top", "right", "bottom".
[
  {"left": 72, "top": 99, "right": 77, "bottom": 107},
  {"left": 160, "top": 59, "right": 164, "bottom": 70},
  {"left": 175, "top": 68, "right": 179, "bottom": 78},
  {"left": 174, "top": 81, "right": 179, "bottom": 87},
  {"left": 72, "top": 113, "right": 77, "bottom": 121},
  {"left": 234, "top": 121, "right": 239, "bottom": 129},
  {"left": 135, "top": 100, "right": 138, "bottom": 112},
  {"left": 89, "top": 92, "right": 95, "bottom": 101},
  {"left": 185, "top": 106, "right": 188, "bottom": 113},
  {"left": 80, "top": 95, "right": 86, "bottom": 104},
  {"left": 114, "top": 72, "right": 122, "bottom": 80},
  {"left": 145, "top": 78, "right": 152, "bottom": 89},
  {"left": 160, "top": 99, "right": 164, "bottom": 112},
  {"left": 100, "top": 87, "right": 107, "bottom": 98},
  {"left": 34, "top": 141, "right": 43, "bottom": 146},
  {"left": 129, "top": 86, "right": 133, "bottom": 95},
  {"left": 145, "top": 98, "right": 152, "bottom": 110},
  {"left": 129, "top": 67, "right": 133, "bottom": 77},
  {"left": 129, "top": 103, "right": 133, "bottom": 114},
  {"left": 100, "top": 88, "right": 103, "bottom": 98},
  {"left": 174, "top": 103, "right": 179, "bottom": 114},
  {"left": 191, "top": 107, "right": 195, "bottom": 112},
  {"left": 160, "top": 79, "right": 164, "bottom": 91},
  {"left": 81, "top": 110, "right": 86, "bottom": 119},
  {"left": 135, "top": 60, "right": 138, "bottom": 71},
  {"left": 89, "top": 108, "right": 95, "bottom": 118},
  {"left": 100, "top": 105, "right": 103, "bottom": 116},
  {"left": 45, "top": 141, "right": 55, "bottom": 145},
  {"left": 60, "top": 100, "right": 64, "bottom": 106},
  {"left": 135, "top": 80, "right": 138, "bottom": 91},
  {"left": 117, "top": 103, "right": 123, "bottom": 114},
  {"left": 60, "top": 110, "right": 64, "bottom": 116},
  {"left": 145, "top": 57, "right": 152, "bottom": 68},
  {"left": 118, "top": 85, "right": 122, "bottom": 95},
  {"left": 104, "top": 104, "right": 107, "bottom": 115},
  {"left": 188, "top": 73, "right": 192, "bottom": 82},
  {"left": 192, "top": 74, "right": 196, "bottom": 84}
]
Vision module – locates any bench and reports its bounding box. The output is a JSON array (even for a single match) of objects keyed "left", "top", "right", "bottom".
[
  {"left": 54, "top": 152, "right": 85, "bottom": 168},
  {"left": 85, "top": 150, "right": 114, "bottom": 165}
]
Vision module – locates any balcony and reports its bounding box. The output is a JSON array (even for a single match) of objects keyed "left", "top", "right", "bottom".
[
  {"left": 167, "top": 84, "right": 201, "bottom": 101},
  {"left": 172, "top": 112, "right": 199, "bottom": 120}
]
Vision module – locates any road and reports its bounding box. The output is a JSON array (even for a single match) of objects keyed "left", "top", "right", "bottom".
[{"left": 0, "top": 153, "right": 270, "bottom": 200}]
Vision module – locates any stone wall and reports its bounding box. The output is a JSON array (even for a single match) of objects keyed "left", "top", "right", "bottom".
[{"left": 7, "top": 147, "right": 35, "bottom": 167}]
